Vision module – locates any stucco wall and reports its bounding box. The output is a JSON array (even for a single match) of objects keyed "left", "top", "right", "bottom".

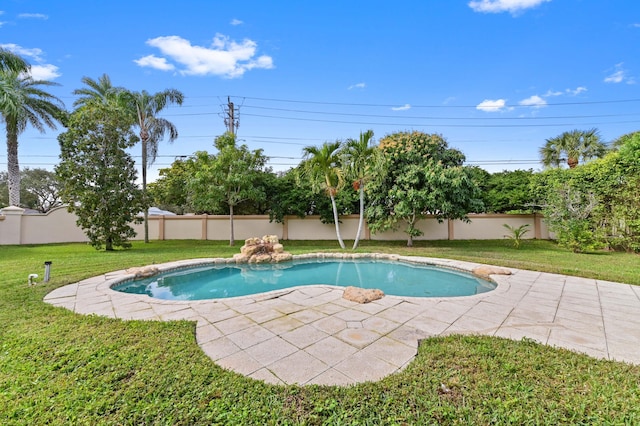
[{"left": 0, "top": 206, "right": 551, "bottom": 245}]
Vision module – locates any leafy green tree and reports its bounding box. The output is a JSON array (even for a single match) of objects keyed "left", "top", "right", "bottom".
[
  {"left": 540, "top": 128, "right": 607, "bottom": 169},
  {"left": 530, "top": 168, "right": 602, "bottom": 253},
  {"left": 56, "top": 102, "right": 144, "bottom": 251},
  {"left": 188, "top": 133, "right": 267, "bottom": 246},
  {"left": 342, "top": 129, "right": 378, "bottom": 249},
  {"left": 125, "top": 89, "right": 184, "bottom": 242},
  {"left": 610, "top": 130, "right": 640, "bottom": 150},
  {"left": 483, "top": 169, "right": 535, "bottom": 213},
  {"left": 19, "top": 168, "right": 62, "bottom": 212},
  {"left": 147, "top": 158, "right": 192, "bottom": 214},
  {"left": 264, "top": 168, "right": 357, "bottom": 225},
  {"left": 366, "top": 131, "right": 483, "bottom": 247},
  {"left": 300, "top": 141, "right": 346, "bottom": 249},
  {"left": 589, "top": 134, "right": 640, "bottom": 252},
  {"left": 0, "top": 69, "right": 64, "bottom": 206}
]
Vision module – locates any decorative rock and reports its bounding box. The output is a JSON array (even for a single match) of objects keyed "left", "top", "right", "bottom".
[
  {"left": 263, "top": 235, "right": 279, "bottom": 244},
  {"left": 250, "top": 253, "right": 273, "bottom": 264},
  {"left": 245, "top": 237, "right": 261, "bottom": 246},
  {"left": 241, "top": 244, "right": 262, "bottom": 256},
  {"left": 272, "top": 252, "right": 293, "bottom": 263},
  {"left": 472, "top": 265, "right": 512, "bottom": 278},
  {"left": 237, "top": 236, "right": 293, "bottom": 264},
  {"left": 342, "top": 286, "right": 384, "bottom": 304},
  {"left": 233, "top": 253, "right": 249, "bottom": 263},
  {"left": 126, "top": 266, "right": 159, "bottom": 278}
]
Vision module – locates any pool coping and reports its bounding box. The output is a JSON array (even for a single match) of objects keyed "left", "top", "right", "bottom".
[{"left": 44, "top": 253, "right": 640, "bottom": 386}]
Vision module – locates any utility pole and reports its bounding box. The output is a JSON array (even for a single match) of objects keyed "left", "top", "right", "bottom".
[{"left": 224, "top": 96, "right": 239, "bottom": 135}]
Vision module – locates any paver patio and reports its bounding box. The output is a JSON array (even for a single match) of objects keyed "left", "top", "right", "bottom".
[{"left": 43, "top": 254, "right": 640, "bottom": 386}]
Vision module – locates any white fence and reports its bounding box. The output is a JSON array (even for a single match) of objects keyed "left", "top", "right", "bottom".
[{"left": 0, "top": 205, "right": 550, "bottom": 245}]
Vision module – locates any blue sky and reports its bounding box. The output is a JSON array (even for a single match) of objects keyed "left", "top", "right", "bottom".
[{"left": 2, "top": 0, "right": 640, "bottom": 181}]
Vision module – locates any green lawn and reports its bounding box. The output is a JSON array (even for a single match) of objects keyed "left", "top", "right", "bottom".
[{"left": 1, "top": 240, "right": 639, "bottom": 424}]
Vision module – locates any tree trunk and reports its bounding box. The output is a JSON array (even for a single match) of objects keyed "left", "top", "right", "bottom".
[
  {"left": 6, "top": 126, "right": 21, "bottom": 207},
  {"left": 352, "top": 183, "right": 365, "bottom": 250},
  {"left": 330, "top": 194, "right": 346, "bottom": 249},
  {"left": 141, "top": 132, "right": 149, "bottom": 243},
  {"left": 406, "top": 213, "right": 416, "bottom": 247},
  {"left": 229, "top": 203, "right": 235, "bottom": 246}
]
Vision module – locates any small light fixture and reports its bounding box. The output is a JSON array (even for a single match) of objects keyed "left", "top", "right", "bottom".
[{"left": 44, "top": 261, "right": 52, "bottom": 282}]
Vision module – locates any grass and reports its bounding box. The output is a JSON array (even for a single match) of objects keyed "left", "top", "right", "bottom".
[{"left": 1, "top": 239, "right": 639, "bottom": 424}]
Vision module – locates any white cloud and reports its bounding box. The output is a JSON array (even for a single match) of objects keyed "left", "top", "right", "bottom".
[
  {"left": 604, "top": 63, "right": 634, "bottom": 84},
  {"left": 230, "top": 19, "right": 243, "bottom": 26},
  {"left": 391, "top": 104, "right": 411, "bottom": 111},
  {"left": 348, "top": 82, "right": 366, "bottom": 90},
  {"left": 567, "top": 86, "right": 587, "bottom": 95},
  {"left": 18, "top": 13, "right": 48, "bottom": 19},
  {"left": 0, "top": 43, "right": 61, "bottom": 80},
  {"left": 0, "top": 43, "right": 44, "bottom": 61},
  {"left": 543, "top": 89, "right": 563, "bottom": 97},
  {"left": 605, "top": 70, "right": 624, "bottom": 83},
  {"left": 543, "top": 86, "right": 587, "bottom": 97},
  {"left": 29, "top": 64, "right": 60, "bottom": 80},
  {"left": 519, "top": 95, "right": 546, "bottom": 108},
  {"left": 469, "top": 0, "right": 550, "bottom": 14},
  {"left": 137, "top": 34, "right": 274, "bottom": 78},
  {"left": 133, "top": 55, "right": 175, "bottom": 71},
  {"left": 476, "top": 99, "right": 508, "bottom": 112}
]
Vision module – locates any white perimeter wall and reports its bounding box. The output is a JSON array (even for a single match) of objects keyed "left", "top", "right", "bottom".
[{"left": 0, "top": 206, "right": 550, "bottom": 245}]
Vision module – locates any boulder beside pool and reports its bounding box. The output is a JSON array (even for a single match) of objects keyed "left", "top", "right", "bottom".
[
  {"left": 472, "top": 265, "right": 512, "bottom": 278},
  {"left": 126, "top": 266, "right": 159, "bottom": 278},
  {"left": 234, "top": 235, "right": 293, "bottom": 263},
  {"left": 343, "top": 286, "right": 384, "bottom": 304}
]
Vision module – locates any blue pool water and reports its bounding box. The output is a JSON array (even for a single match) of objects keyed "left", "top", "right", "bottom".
[{"left": 113, "top": 259, "right": 496, "bottom": 300}]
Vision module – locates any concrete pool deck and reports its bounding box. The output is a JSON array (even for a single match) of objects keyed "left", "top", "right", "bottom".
[{"left": 43, "top": 254, "right": 640, "bottom": 386}]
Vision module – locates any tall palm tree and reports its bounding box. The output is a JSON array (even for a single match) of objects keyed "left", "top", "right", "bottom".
[
  {"left": 0, "top": 71, "right": 64, "bottom": 206},
  {"left": 127, "top": 89, "right": 184, "bottom": 243},
  {"left": 343, "top": 129, "right": 377, "bottom": 250},
  {"left": 72, "top": 74, "right": 124, "bottom": 108},
  {"left": 0, "top": 48, "right": 30, "bottom": 73},
  {"left": 301, "top": 141, "right": 346, "bottom": 249},
  {"left": 540, "top": 128, "right": 607, "bottom": 169}
]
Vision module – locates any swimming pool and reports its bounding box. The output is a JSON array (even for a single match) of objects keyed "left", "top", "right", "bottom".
[{"left": 113, "top": 258, "right": 496, "bottom": 300}]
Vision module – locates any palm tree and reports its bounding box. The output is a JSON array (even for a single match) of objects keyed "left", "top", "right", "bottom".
[
  {"left": 127, "top": 89, "right": 184, "bottom": 243},
  {"left": 301, "top": 141, "right": 346, "bottom": 249},
  {"left": 343, "top": 129, "right": 377, "bottom": 250},
  {"left": 0, "top": 48, "right": 30, "bottom": 73},
  {"left": 72, "top": 74, "right": 124, "bottom": 108},
  {"left": 0, "top": 71, "right": 64, "bottom": 206},
  {"left": 540, "top": 128, "right": 607, "bottom": 169}
]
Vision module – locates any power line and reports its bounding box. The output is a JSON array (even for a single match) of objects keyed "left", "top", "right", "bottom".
[
  {"left": 229, "top": 95, "right": 640, "bottom": 108},
  {"left": 242, "top": 104, "right": 640, "bottom": 121},
  {"left": 240, "top": 112, "right": 640, "bottom": 128}
]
